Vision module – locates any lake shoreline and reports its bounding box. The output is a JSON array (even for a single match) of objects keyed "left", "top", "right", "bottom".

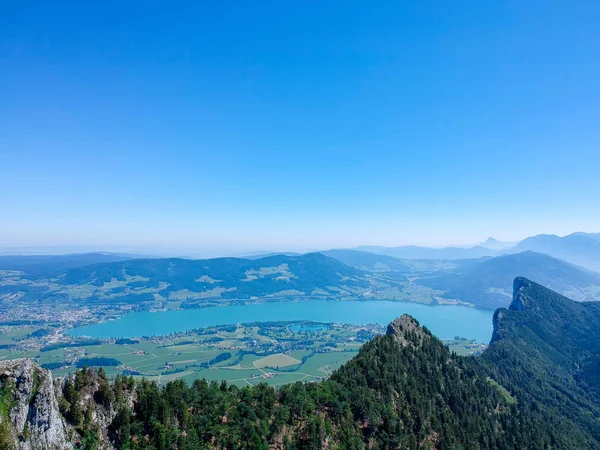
[{"left": 68, "top": 299, "right": 494, "bottom": 343}]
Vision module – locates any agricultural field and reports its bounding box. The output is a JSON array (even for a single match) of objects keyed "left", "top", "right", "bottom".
[
  {"left": 254, "top": 353, "right": 301, "bottom": 368},
  {"left": 0, "top": 321, "right": 486, "bottom": 387},
  {"left": 0, "top": 326, "right": 37, "bottom": 345}
]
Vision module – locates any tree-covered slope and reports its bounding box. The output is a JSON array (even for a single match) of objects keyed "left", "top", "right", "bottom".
[
  {"left": 2, "top": 253, "right": 389, "bottom": 309},
  {"left": 59, "top": 252, "right": 371, "bottom": 300},
  {"left": 418, "top": 251, "right": 600, "bottom": 309},
  {"left": 0, "top": 252, "right": 138, "bottom": 277},
  {"left": 482, "top": 277, "right": 600, "bottom": 447},
  {"left": 321, "top": 249, "right": 414, "bottom": 272},
  {"left": 325, "top": 316, "right": 527, "bottom": 449}
]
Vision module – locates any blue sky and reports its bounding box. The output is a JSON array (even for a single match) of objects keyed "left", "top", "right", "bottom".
[{"left": 1, "top": 1, "right": 599, "bottom": 253}]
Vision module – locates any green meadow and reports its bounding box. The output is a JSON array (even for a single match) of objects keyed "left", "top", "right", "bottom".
[{"left": 0, "top": 321, "right": 484, "bottom": 387}]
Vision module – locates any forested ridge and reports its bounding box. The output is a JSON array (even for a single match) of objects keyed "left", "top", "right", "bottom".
[
  {"left": 61, "top": 318, "right": 527, "bottom": 449},
  {"left": 5, "top": 277, "right": 600, "bottom": 449}
]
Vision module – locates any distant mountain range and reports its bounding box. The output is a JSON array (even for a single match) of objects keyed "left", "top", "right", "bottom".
[
  {"left": 237, "top": 251, "right": 303, "bottom": 260},
  {"left": 352, "top": 244, "right": 497, "bottom": 260},
  {"left": 3, "top": 243, "right": 600, "bottom": 311},
  {"left": 348, "top": 231, "right": 600, "bottom": 273},
  {"left": 507, "top": 232, "right": 600, "bottom": 272},
  {"left": 3, "top": 231, "right": 598, "bottom": 272},
  {"left": 321, "top": 249, "right": 600, "bottom": 309},
  {"left": 417, "top": 251, "right": 600, "bottom": 309},
  {"left": 480, "top": 237, "right": 516, "bottom": 250},
  {"left": 1, "top": 231, "right": 599, "bottom": 311}
]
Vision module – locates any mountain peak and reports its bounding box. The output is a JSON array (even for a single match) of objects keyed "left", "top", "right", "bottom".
[
  {"left": 480, "top": 237, "right": 515, "bottom": 251},
  {"left": 509, "top": 276, "right": 572, "bottom": 312},
  {"left": 510, "top": 276, "right": 534, "bottom": 311},
  {"left": 492, "top": 276, "right": 600, "bottom": 353},
  {"left": 386, "top": 314, "right": 430, "bottom": 347}
]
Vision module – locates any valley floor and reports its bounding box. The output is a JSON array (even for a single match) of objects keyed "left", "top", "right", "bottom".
[{"left": 0, "top": 321, "right": 485, "bottom": 387}]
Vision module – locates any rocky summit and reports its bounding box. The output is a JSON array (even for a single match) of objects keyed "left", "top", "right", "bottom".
[{"left": 385, "top": 314, "right": 431, "bottom": 348}]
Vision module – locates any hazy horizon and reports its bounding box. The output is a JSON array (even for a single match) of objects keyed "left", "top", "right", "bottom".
[{"left": 0, "top": 230, "right": 596, "bottom": 258}]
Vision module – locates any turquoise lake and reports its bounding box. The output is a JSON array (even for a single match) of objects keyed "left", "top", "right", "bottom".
[{"left": 69, "top": 300, "right": 494, "bottom": 343}]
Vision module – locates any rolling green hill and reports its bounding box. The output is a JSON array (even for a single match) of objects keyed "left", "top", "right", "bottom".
[
  {"left": 59, "top": 252, "right": 371, "bottom": 300},
  {"left": 418, "top": 251, "right": 600, "bottom": 309},
  {"left": 1, "top": 253, "right": 391, "bottom": 310}
]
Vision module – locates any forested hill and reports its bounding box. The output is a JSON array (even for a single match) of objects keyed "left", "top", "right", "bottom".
[
  {"left": 482, "top": 277, "right": 600, "bottom": 446},
  {"left": 3, "top": 278, "right": 600, "bottom": 449},
  {"left": 60, "top": 252, "right": 371, "bottom": 299},
  {"left": 0, "top": 252, "right": 137, "bottom": 277},
  {"left": 2, "top": 253, "right": 384, "bottom": 307},
  {"left": 321, "top": 249, "right": 415, "bottom": 272}
]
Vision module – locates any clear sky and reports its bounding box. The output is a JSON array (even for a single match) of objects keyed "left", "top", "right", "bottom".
[{"left": 1, "top": 1, "right": 599, "bottom": 253}]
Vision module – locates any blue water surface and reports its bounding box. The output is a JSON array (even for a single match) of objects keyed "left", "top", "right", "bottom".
[{"left": 69, "top": 300, "right": 494, "bottom": 343}]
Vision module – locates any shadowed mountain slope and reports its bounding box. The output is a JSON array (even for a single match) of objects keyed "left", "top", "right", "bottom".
[
  {"left": 0, "top": 253, "right": 138, "bottom": 277},
  {"left": 507, "top": 232, "right": 600, "bottom": 272},
  {"left": 418, "top": 251, "right": 600, "bottom": 309}
]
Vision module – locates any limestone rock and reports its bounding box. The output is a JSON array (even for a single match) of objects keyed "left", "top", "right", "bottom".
[
  {"left": 386, "top": 314, "right": 431, "bottom": 348},
  {"left": 0, "top": 358, "right": 74, "bottom": 450}
]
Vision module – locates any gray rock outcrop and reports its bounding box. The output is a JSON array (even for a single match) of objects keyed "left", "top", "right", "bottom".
[
  {"left": 0, "top": 358, "right": 73, "bottom": 450},
  {"left": 386, "top": 314, "right": 431, "bottom": 348}
]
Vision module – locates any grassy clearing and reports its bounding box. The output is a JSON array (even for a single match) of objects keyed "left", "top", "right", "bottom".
[
  {"left": 254, "top": 353, "right": 301, "bottom": 368},
  {"left": 0, "top": 321, "right": 387, "bottom": 388},
  {"left": 226, "top": 354, "right": 262, "bottom": 370},
  {"left": 299, "top": 351, "right": 358, "bottom": 376},
  {"left": 487, "top": 377, "right": 518, "bottom": 405},
  {"left": 0, "top": 327, "right": 37, "bottom": 345}
]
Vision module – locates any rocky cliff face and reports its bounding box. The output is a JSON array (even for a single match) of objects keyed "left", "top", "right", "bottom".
[
  {"left": 0, "top": 359, "right": 74, "bottom": 450},
  {"left": 509, "top": 276, "right": 533, "bottom": 311},
  {"left": 386, "top": 314, "right": 431, "bottom": 348},
  {"left": 60, "top": 367, "right": 132, "bottom": 450}
]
